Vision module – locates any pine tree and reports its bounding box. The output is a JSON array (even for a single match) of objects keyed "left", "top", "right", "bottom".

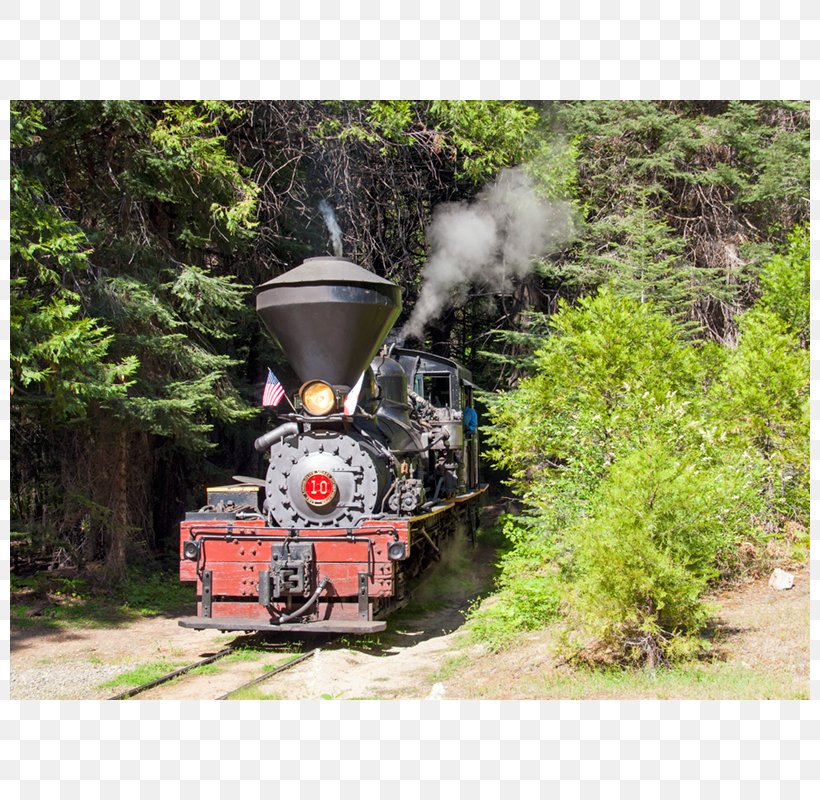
[
  {"left": 10, "top": 103, "right": 137, "bottom": 420},
  {"left": 553, "top": 100, "right": 809, "bottom": 341},
  {"left": 757, "top": 223, "right": 809, "bottom": 344},
  {"left": 11, "top": 101, "right": 259, "bottom": 583},
  {"left": 708, "top": 306, "right": 809, "bottom": 525}
]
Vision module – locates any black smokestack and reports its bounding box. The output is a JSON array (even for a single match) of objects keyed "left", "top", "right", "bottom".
[{"left": 256, "top": 257, "right": 401, "bottom": 388}]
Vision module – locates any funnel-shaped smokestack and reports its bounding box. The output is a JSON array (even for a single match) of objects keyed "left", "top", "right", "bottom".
[{"left": 256, "top": 257, "right": 402, "bottom": 388}]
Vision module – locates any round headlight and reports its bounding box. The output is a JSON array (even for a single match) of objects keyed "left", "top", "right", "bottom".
[
  {"left": 387, "top": 541, "right": 407, "bottom": 561},
  {"left": 300, "top": 380, "right": 336, "bottom": 415}
]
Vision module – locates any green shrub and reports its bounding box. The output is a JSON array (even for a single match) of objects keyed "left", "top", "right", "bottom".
[
  {"left": 477, "top": 286, "right": 808, "bottom": 666},
  {"left": 558, "top": 441, "right": 764, "bottom": 667},
  {"left": 484, "top": 288, "right": 702, "bottom": 516},
  {"left": 468, "top": 515, "right": 561, "bottom": 651},
  {"left": 708, "top": 306, "right": 809, "bottom": 527},
  {"left": 758, "top": 223, "right": 809, "bottom": 343}
]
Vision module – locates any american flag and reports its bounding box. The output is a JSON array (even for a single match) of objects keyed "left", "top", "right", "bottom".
[
  {"left": 343, "top": 372, "right": 365, "bottom": 416},
  {"left": 262, "top": 369, "right": 286, "bottom": 407}
]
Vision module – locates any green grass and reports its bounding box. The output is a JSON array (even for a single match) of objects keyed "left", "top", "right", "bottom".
[
  {"left": 222, "top": 649, "right": 265, "bottom": 663},
  {"left": 338, "top": 634, "right": 383, "bottom": 651},
  {"left": 474, "top": 521, "right": 508, "bottom": 550},
  {"left": 119, "top": 570, "right": 195, "bottom": 615},
  {"left": 11, "top": 592, "right": 133, "bottom": 630},
  {"left": 224, "top": 686, "right": 285, "bottom": 700},
  {"left": 528, "top": 663, "right": 809, "bottom": 701},
  {"left": 10, "top": 567, "right": 196, "bottom": 631},
  {"left": 10, "top": 605, "right": 54, "bottom": 630},
  {"left": 783, "top": 523, "right": 811, "bottom": 564},
  {"left": 186, "top": 664, "right": 222, "bottom": 677},
  {"left": 100, "top": 660, "right": 183, "bottom": 688},
  {"left": 431, "top": 653, "right": 472, "bottom": 683},
  {"left": 260, "top": 660, "right": 290, "bottom": 673},
  {"left": 445, "top": 641, "right": 809, "bottom": 700}
]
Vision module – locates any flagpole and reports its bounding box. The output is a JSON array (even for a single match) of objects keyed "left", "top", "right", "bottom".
[{"left": 262, "top": 368, "right": 298, "bottom": 414}]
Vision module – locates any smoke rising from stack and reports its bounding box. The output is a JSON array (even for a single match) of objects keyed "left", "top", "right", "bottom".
[
  {"left": 399, "top": 167, "right": 575, "bottom": 343},
  {"left": 319, "top": 200, "right": 343, "bottom": 257}
]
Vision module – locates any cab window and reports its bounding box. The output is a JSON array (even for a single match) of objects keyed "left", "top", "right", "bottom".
[{"left": 422, "top": 373, "right": 452, "bottom": 408}]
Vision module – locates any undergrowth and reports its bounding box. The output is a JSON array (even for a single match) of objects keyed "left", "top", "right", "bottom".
[
  {"left": 467, "top": 515, "right": 561, "bottom": 652},
  {"left": 100, "top": 661, "right": 183, "bottom": 688},
  {"left": 11, "top": 565, "right": 195, "bottom": 630}
]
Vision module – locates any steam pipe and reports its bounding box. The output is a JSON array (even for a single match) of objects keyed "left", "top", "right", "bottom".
[
  {"left": 431, "top": 475, "right": 446, "bottom": 503},
  {"left": 277, "top": 576, "right": 331, "bottom": 624},
  {"left": 254, "top": 422, "right": 298, "bottom": 452}
]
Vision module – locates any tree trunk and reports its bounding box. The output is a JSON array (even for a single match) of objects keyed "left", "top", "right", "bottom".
[{"left": 104, "top": 428, "right": 129, "bottom": 586}]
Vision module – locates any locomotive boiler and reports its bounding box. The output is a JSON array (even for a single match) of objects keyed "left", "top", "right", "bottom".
[{"left": 179, "top": 257, "right": 486, "bottom": 633}]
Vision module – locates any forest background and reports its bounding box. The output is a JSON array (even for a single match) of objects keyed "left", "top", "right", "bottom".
[{"left": 10, "top": 100, "right": 809, "bottom": 664}]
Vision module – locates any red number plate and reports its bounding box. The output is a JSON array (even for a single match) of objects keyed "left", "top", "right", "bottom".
[{"left": 302, "top": 471, "right": 337, "bottom": 506}]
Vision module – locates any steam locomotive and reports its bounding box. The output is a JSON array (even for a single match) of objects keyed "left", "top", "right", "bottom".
[{"left": 178, "top": 257, "right": 487, "bottom": 633}]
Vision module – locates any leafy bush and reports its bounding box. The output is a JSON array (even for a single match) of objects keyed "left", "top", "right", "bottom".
[
  {"left": 485, "top": 289, "right": 701, "bottom": 507},
  {"left": 708, "top": 306, "right": 809, "bottom": 527},
  {"left": 558, "top": 441, "right": 765, "bottom": 667},
  {"left": 758, "top": 224, "right": 809, "bottom": 343},
  {"left": 477, "top": 286, "right": 807, "bottom": 666},
  {"left": 468, "top": 515, "right": 561, "bottom": 651}
]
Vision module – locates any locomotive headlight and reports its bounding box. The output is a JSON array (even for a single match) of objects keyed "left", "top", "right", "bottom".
[
  {"left": 300, "top": 380, "right": 336, "bottom": 415},
  {"left": 387, "top": 541, "right": 407, "bottom": 561},
  {"left": 183, "top": 539, "right": 200, "bottom": 561}
]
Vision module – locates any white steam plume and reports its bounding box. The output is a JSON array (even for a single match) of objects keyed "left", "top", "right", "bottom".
[
  {"left": 319, "top": 199, "right": 343, "bottom": 257},
  {"left": 399, "top": 167, "right": 574, "bottom": 342}
]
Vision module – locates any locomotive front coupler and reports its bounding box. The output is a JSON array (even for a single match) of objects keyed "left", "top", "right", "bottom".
[{"left": 262, "top": 541, "right": 316, "bottom": 599}]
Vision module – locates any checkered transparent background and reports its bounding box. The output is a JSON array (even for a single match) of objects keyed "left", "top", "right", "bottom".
[{"left": 1, "top": 0, "right": 819, "bottom": 795}]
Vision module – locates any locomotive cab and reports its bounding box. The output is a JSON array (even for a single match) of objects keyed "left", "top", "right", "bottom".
[{"left": 393, "top": 348, "right": 481, "bottom": 494}]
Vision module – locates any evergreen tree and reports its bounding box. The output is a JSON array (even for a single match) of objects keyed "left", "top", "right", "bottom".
[
  {"left": 561, "top": 440, "right": 760, "bottom": 667},
  {"left": 582, "top": 191, "right": 694, "bottom": 326},
  {"left": 11, "top": 100, "right": 259, "bottom": 583},
  {"left": 10, "top": 104, "right": 138, "bottom": 421},
  {"left": 553, "top": 100, "right": 809, "bottom": 341},
  {"left": 478, "top": 290, "right": 783, "bottom": 661},
  {"left": 485, "top": 288, "right": 700, "bottom": 519},
  {"left": 757, "top": 223, "right": 810, "bottom": 344},
  {"left": 708, "top": 306, "right": 809, "bottom": 525}
]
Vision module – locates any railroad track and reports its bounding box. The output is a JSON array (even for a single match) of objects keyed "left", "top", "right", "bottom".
[
  {"left": 214, "top": 648, "right": 318, "bottom": 700},
  {"left": 108, "top": 643, "right": 328, "bottom": 701},
  {"left": 107, "top": 544, "right": 485, "bottom": 702},
  {"left": 105, "top": 582, "right": 426, "bottom": 701}
]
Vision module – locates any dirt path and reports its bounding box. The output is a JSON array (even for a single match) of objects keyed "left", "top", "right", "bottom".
[
  {"left": 439, "top": 565, "right": 810, "bottom": 700},
  {"left": 706, "top": 565, "right": 810, "bottom": 682},
  {"left": 11, "top": 533, "right": 808, "bottom": 701},
  {"left": 248, "top": 599, "right": 482, "bottom": 700},
  {"left": 11, "top": 614, "right": 232, "bottom": 700},
  {"left": 10, "top": 525, "right": 497, "bottom": 701}
]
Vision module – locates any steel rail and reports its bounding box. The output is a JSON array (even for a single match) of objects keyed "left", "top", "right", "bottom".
[
  {"left": 216, "top": 647, "right": 323, "bottom": 700},
  {"left": 108, "top": 642, "right": 333, "bottom": 701},
  {"left": 108, "top": 647, "right": 234, "bottom": 700}
]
